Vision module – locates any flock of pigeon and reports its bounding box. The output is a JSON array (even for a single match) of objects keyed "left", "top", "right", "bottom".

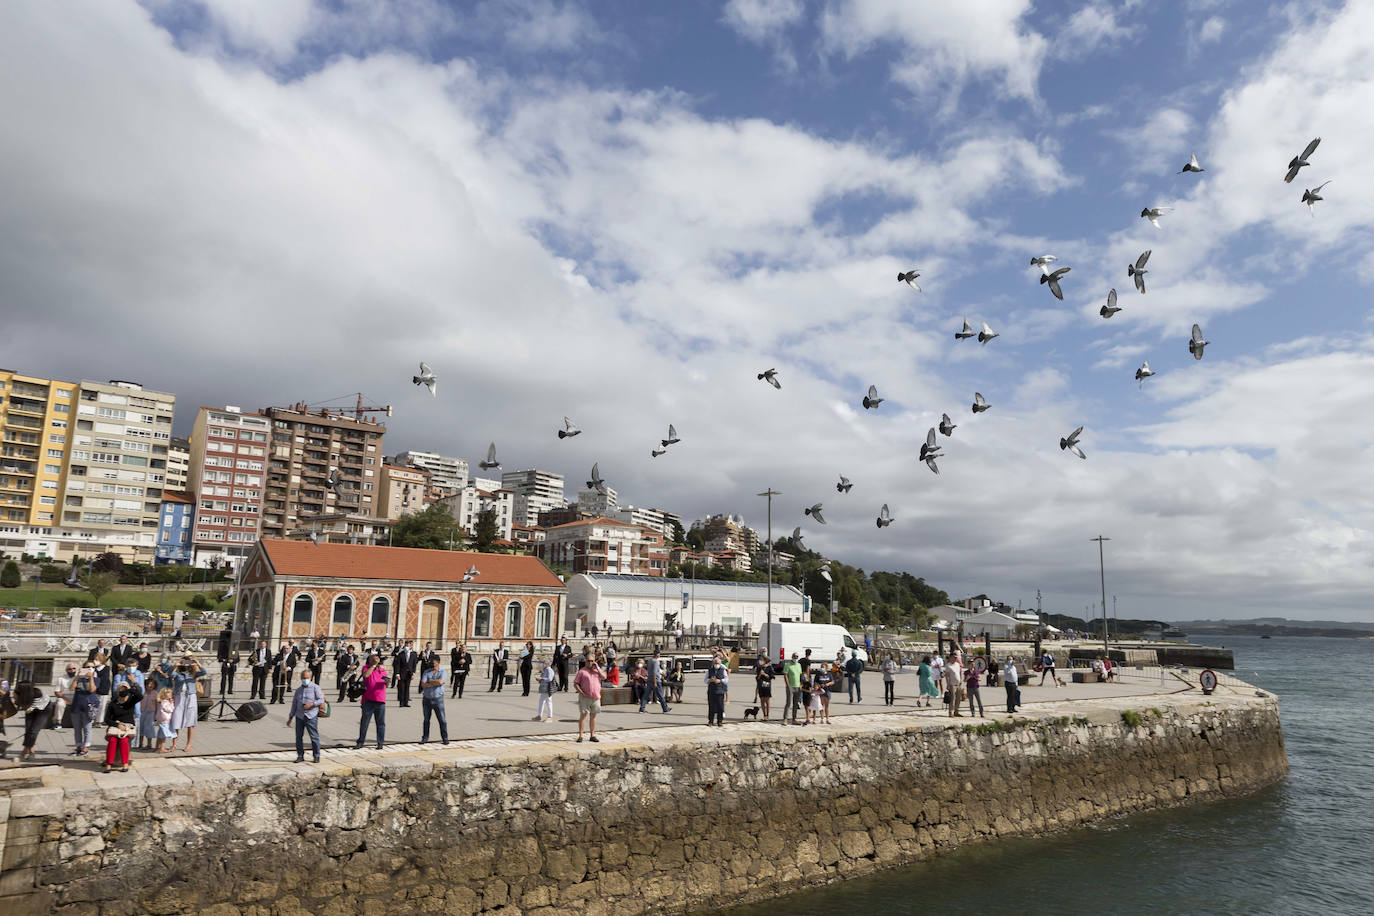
[{"left": 394, "top": 138, "right": 1329, "bottom": 549}]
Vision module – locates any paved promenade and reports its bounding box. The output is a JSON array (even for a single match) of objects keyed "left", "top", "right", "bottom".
[{"left": 14, "top": 666, "right": 1204, "bottom": 766}]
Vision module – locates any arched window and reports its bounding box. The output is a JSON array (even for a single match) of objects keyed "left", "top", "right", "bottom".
[
  {"left": 536, "top": 601, "right": 553, "bottom": 639},
  {"left": 291, "top": 594, "right": 313, "bottom": 624},
  {"left": 473, "top": 599, "right": 492, "bottom": 638},
  {"left": 505, "top": 601, "right": 523, "bottom": 638},
  {"left": 332, "top": 595, "right": 353, "bottom": 625},
  {"left": 369, "top": 596, "right": 390, "bottom": 625}
]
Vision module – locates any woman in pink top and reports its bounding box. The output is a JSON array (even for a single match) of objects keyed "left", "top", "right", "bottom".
[
  {"left": 573, "top": 658, "right": 602, "bottom": 744},
  {"left": 355, "top": 653, "right": 388, "bottom": 750}
]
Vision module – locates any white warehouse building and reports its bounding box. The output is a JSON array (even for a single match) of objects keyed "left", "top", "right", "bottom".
[{"left": 565, "top": 573, "right": 809, "bottom": 636}]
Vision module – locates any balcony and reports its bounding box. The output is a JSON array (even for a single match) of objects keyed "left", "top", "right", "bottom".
[{"left": 6, "top": 399, "right": 47, "bottom": 417}]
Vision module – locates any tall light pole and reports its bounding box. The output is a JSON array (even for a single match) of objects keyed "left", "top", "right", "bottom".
[
  {"left": 1091, "top": 535, "right": 1110, "bottom": 653},
  {"left": 758, "top": 489, "right": 781, "bottom": 639},
  {"left": 819, "top": 565, "right": 833, "bottom": 625}
]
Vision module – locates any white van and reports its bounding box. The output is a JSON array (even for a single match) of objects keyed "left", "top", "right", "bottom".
[{"left": 759, "top": 622, "right": 868, "bottom": 669}]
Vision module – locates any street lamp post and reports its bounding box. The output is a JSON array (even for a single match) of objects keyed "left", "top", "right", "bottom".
[
  {"left": 1091, "top": 535, "right": 1110, "bottom": 653},
  {"left": 757, "top": 489, "right": 781, "bottom": 645}
]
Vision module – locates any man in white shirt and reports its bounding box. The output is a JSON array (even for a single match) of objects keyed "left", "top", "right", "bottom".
[
  {"left": 1003, "top": 656, "right": 1020, "bottom": 713},
  {"left": 945, "top": 656, "right": 964, "bottom": 717},
  {"left": 53, "top": 663, "right": 77, "bottom": 730}
]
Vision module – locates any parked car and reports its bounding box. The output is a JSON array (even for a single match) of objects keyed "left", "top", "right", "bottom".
[{"left": 123, "top": 608, "right": 153, "bottom": 620}]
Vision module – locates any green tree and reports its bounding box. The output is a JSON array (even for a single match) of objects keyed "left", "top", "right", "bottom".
[
  {"left": 0, "top": 560, "right": 19, "bottom": 589},
  {"left": 92, "top": 551, "right": 123, "bottom": 575},
  {"left": 473, "top": 508, "right": 500, "bottom": 553},
  {"left": 388, "top": 504, "right": 465, "bottom": 550},
  {"left": 685, "top": 526, "right": 705, "bottom": 551},
  {"left": 670, "top": 519, "right": 686, "bottom": 547},
  {"left": 82, "top": 571, "right": 118, "bottom": 608}
]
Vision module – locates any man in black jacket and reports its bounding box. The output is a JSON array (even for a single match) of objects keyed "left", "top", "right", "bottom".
[
  {"left": 394, "top": 641, "right": 417, "bottom": 707},
  {"left": 249, "top": 640, "right": 271, "bottom": 700},
  {"left": 489, "top": 642, "right": 509, "bottom": 692},
  {"left": 109, "top": 636, "right": 136, "bottom": 669},
  {"left": 306, "top": 640, "right": 325, "bottom": 683},
  {"left": 219, "top": 650, "right": 240, "bottom": 695},
  {"left": 450, "top": 643, "right": 472, "bottom": 698},
  {"left": 335, "top": 644, "right": 355, "bottom": 697},
  {"left": 270, "top": 646, "right": 291, "bottom": 704},
  {"left": 554, "top": 637, "right": 573, "bottom": 692}
]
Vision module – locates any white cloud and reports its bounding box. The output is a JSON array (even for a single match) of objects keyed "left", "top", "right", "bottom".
[
  {"left": 722, "top": 0, "right": 805, "bottom": 42},
  {"left": 1056, "top": 1, "right": 1138, "bottom": 59},
  {"left": 1198, "top": 15, "right": 1226, "bottom": 43}
]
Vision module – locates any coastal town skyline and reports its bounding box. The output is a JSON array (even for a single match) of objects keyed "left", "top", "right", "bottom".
[{"left": 4, "top": 1, "right": 1373, "bottom": 621}]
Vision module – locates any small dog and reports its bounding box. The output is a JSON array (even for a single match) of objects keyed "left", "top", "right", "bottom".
[{"left": 742, "top": 706, "right": 760, "bottom": 720}]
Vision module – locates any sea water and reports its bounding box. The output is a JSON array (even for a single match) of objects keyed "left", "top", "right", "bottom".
[{"left": 724, "top": 636, "right": 1374, "bottom": 915}]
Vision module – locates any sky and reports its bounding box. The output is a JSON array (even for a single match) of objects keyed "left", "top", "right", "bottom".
[{"left": 3, "top": 0, "right": 1372, "bottom": 622}]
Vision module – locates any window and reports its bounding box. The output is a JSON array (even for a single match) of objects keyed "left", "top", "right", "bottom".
[
  {"left": 505, "top": 601, "right": 523, "bottom": 638},
  {"left": 47, "top": 448, "right": 64, "bottom": 458},
  {"left": 536, "top": 601, "right": 553, "bottom": 639},
  {"left": 292, "top": 594, "right": 313, "bottom": 624},
  {"left": 473, "top": 599, "right": 492, "bottom": 638},
  {"left": 332, "top": 595, "right": 353, "bottom": 625},
  {"left": 370, "top": 596, "right": 390, "bottom": 625}
]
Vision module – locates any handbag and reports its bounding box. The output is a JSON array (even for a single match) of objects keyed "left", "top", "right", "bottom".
[
  {"left": 942, "top": 689, "right": 951, "bottom": 705},
  {"left": 318, "top": 699, "right": 332, "bottom": 719},
  {"left": 105, "top": 722, "right": 134, "bottom": 739},
  {"left": 195, "top": 678, "right": 206, "bottom": 698}
]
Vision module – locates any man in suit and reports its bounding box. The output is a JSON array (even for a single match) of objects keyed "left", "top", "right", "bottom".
[
  {"left": 249, "top": 640, "right": 271, "bottom": 700},
  {"left": 450, "top": 643, "right": 472, "bottom": 698},
  {"left": 307, "top": 640, "right": 326, "bottom": 683},
  {"left": 489, "top": 642, "right": 509, "bottom": 692},
  {"left": 420, "top": 642, "right": 437, "bottom": 670},
  {"left": 87, "top": 639, "right": 109, "bottom": 662},
  {"left": 271, "top": 646, "right": 291, "bottom": 704},
  {"left": 554, "top": 637, "right": 573, "bottom": 692},
  {"left": 335, "top": 643, "right": 354, "bottom": 697},
  {"left": 394, "top": 641, "right": 417, "bottom": 707},
  {"left": 109, "top": 636, "right": 136, "bottom": 669},
  {"left": 219, "top": 650, "right": 240, "bottom": 695}
]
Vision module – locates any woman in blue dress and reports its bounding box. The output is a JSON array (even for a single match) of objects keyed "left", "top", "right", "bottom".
[
  {"left": 917, "top": 655, "right": 939, "bottom": 708},
  {"left": 169, "top": 654, "right": 204, "bottom": 753}
]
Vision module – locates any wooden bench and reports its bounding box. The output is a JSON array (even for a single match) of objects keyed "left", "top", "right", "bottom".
[
  {"left": 1071, "top": 670, "right": 1106, "bottom": 684},
  {"left": 600, "top": 686, "right": 634, "bottom": 706}
]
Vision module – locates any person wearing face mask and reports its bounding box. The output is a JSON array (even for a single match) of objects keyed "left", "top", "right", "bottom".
[
  {"left": 53, "top": 663, "right": 77, "bottom": 731},
  {"left": 135, "top": 643, "right": 153, "bottom": 674},
  {"left": 287, "top": 668, "right": 326, "bottom": 763}
]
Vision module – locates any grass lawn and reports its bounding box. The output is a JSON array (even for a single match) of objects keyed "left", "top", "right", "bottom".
[{"left": 0, "top": 584, "right": 233, "bottom": 612}]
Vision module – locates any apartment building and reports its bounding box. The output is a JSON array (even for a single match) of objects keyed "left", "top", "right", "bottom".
[
  {"left": 259, "top": 404, "right": 385, "bottom": 541},
  {"left": 155, "top": 491, "right": 194, "bottom": 565},
  {"left": 613, "top": 505, "right": 681, "bottom": 541},
  {"left": 436, "top": 477, "right": 514, "bottom": 542},
  {"left": 56, "top": 380, "right": 175, "bottom": 561},
  {"left": 290, "top": 511, "right": 394, "bottom": 546},
  {"left": 501, "top": 468, "right": 566, "bottom": 528},
  {"left": 390, "top": 449, "right": 467, "bottom": 494},
  {"left": 0, "top": 369, "right": 77, "bottom": 528},
  {"left": 577, "top": 484, "right": 618, "bottom": 518},
  {"left": 377, "top": 464, "right": 431, "bottom": 519},
  {"left": 537, "top": 517, "right": 669, "bottom": 577},
  {"left": 188, "top": 406, "right": 270, "bottom": 567},
  {"left": 166, "top": 437, "right": 190, "bottom": 491}
]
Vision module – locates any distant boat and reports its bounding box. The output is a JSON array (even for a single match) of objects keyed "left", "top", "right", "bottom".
[{"left": 1261, "top": 634, "right": 1272, "bottom": 639}]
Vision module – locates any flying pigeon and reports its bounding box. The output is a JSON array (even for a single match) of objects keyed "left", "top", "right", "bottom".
[
  {"left": 479, "top": 441, "right": 501, "bottom": 470},
  {"left": 862, "top": 385, "right": 884, "bottom": 410},
  {"left": 1178, "top": 153, "right": 1204, "bottom": 174},
  {"left": 791, "top": 527, "right": 806, "bottom": 550},
  {"left": 898, "top": 270, "right": 922, "bottom": 291},
  {"left": 1128, "top": 250, "right": 1152, "bottom": 294},
  {"left": 876, "top": 504, "right": 893, "bottom": 528},
  {"left": 1302, "top": 180, "right": 1331, "bottom": 215},
  {"left": 939, "top": 413, "right": 956, "bottom": 436},
  {"left": 955, "top": 319, "right": 978, "bottom": 340},
  {"left": 978, "top": 321, "right": 1000, "bottom": 345},
  {"left": 1141, "top": 206, "right": 1173, "bottom": 229},
  {"left": 412, "top": 362, "right": 437, "bottom": 397},
  {"left": 309, "top": 530, "right": 319, "bottom": 546},
  {"left": 1284, "top": 137, "right": 1320, "bottom": 183},
  {"left": 660, "top": 424, "right": 680, "bottom": 448},
  {"left": 804, "top": 503, "right": 827, "bottom": 525},
  {"left": 1189, "top": 323, "right": 1209, "bottom": 360},
  {"left": 758, "top": 368, "right": 781, "bottom": 389},
  {"left": 650, "top": 447, "right": 666, "bottom": 458},
  {"left": 836, "top": 475, "right": 853, "bottom": 494},
  {"left": 1059, "top": 426, "right": 1086, "bottom": 460},
  {"left": 972, "top": 392, "right": 991, "bottom": 414},
  {"left": 1040, "top": 266, "right": 1071, "bottom": 300},
  {"left": 586, "top": 463, "right": 605, "bottom": 493},
  {"left": 558, "top": 416, "right": 581, "bottom": 439},
  {"left": 1100, "top": 288, "right": 1122, "bottom": 318},
  {"left": 326, "top": 468, "right": 342, "bottom": 493},
  {"left": 462, "top": 565, "right": 479, "bottom": 582},
  {"left": 1135, "top": 361, "right": 1156, "bottom": 386},
  {"left": 919, "top": 427, "right": 942, "bottom": 462},
  {"left": 1030, "top": 255, "right": 1058, "bottom": 275}
]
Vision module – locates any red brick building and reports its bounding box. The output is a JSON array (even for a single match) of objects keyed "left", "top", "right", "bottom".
[{"left": 233, "top": 539, "right": 567, "bottom": 649}]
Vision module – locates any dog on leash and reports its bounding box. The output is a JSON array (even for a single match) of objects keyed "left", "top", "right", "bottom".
[{"left": 742, "top": 706, "right": 760, "bottom": 720}]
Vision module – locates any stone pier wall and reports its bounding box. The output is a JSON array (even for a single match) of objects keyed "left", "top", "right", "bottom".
[{"left": 0, "top": 691, "right": 1287, "bottom": 915}]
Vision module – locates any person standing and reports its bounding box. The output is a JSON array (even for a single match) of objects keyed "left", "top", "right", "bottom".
[
  {"left": 917, "top": 655, "right": 938, "bottom": 707},
  {"left": 705, "top": 653, "right": 729, "bottom": 727},
  {"left": 782, "top": 653, "right": 802, "bottom": 724},
  {"left": 101, "top": 681, "right": 142, "bottom": 773},
  {"left": 15, "top": 682, "right": 51, "bottom": 761},
  {"left": 554, "top": 637, "right": 573, "bottom": 692},
  {"left": 249, "top": 640, "right": 271, "bottom": 701},
  {"left": 418, "top": 656, "right": 448, "bottom": 745},
  {"left": 286, "top": 667, "right": 325, "bottom": 763},
  {"left": 813, "top": 664, "right": 833, "bottom": 724},
  {"left": 945, "top": 653, "right": 964, "bottom": 717},
  {"left": 136, "top": 681, "right": 158, "bottom": 751},
  {"left": 489, "top": 642, "right": 509, "bottom": 692},
  {"left": 640, "top": 649, "right": 671, "bottom": 714},
  {"left": 535, "top": 658, "right": 556, "bottom": 722},
  {"left": 1039, "top": 649, "right": 1059, "bottom": 687},
  {"left": 68, "top": 663, "right": 100, "bottom": 757},
  {"left": 450, "top": 643, "right": 472, "bottom": 698},
  {"left": 964, "top": 663, "right": 984, "bottom": 717},
  {"left": 845, "top": 651, "right": 864, "bottom": 703},
  {"left": 53, "top": 662, "right": 77, "bottom": 732},
  {"left": 519, "top": 641, "right": 535, "bottom": 696},
  {"left": 355, "top": 653, "right": 388, "bottom": 749},
  {"left": 170, "top": 655, "right": 203, "bottom": 753},
  {"left": 109, "top": 635, "right": 136, "bottom": 670},
  {"left": 1003, "top": 656, "right": 1020, "bottom": 713},
  {"left": 219, "top": 650, "right": 239, "bottom": 696},
  {"left": 335, "top": 644, "right": 356, "bottom": 699},
  {"left": 307, "top": 640, "right": 326, "bottom": 684},
  {"left": 573, "top": 657, "right": 602, "bottom": 743},
  {"left": 881, "top": 654, "right": 898, "bottom": 706},
  {"left": 270, "top": 645, "right": 290, "bottom": 705},
  {"left": 134, "top": 642, "right": 153, "bottom": 675},
  {"left": 394, "top": 641, "right": 417, "bottom": 708},
  {"left": 800, "top": 649, "right": 813, "bottom": 679},
  {"left": 752, "top": 652, "right": 774, "bottom": 721},
  {"left": 419, "top": 642, "right": 437, "bottom": 670}
]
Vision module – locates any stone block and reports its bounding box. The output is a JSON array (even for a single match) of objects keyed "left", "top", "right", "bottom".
[{"left": 8, "top": 789, "right": 62, "bottom": 818}]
